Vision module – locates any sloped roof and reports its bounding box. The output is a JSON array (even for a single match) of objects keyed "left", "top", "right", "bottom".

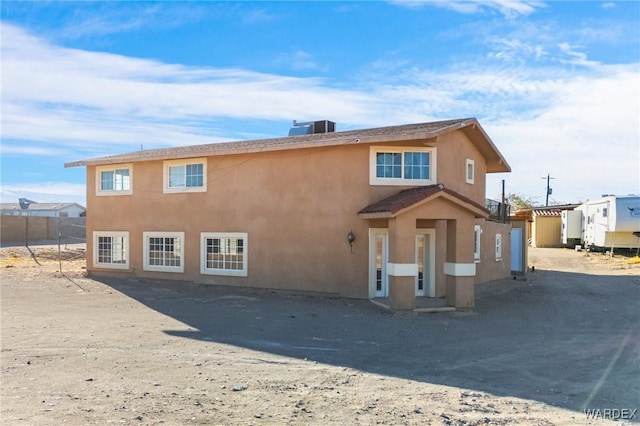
[
  {"left": 65, "top": 118, "right": 511, "bottom": 173},
  {"left": 358, "top": 184, "right": 489, "bottom": 219},
  {"left": 513, "top": 204, "right": 580, "bottom": 219},
  {"left": 0, "top": 203, "right": 85, "bottom": 211}
]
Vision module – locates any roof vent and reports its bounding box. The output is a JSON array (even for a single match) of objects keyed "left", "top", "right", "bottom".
[{"left": 288, "top": 120, "right": 336, "bottom": 136}]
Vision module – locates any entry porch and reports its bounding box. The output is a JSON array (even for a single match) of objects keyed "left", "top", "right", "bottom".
[{"left": 358, "top": 184, "right": 490, "bottom": 310}]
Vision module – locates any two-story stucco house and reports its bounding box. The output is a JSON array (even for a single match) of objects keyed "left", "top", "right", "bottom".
[{"left": 66, "top": 118, "right": 511, "bottom": 310}]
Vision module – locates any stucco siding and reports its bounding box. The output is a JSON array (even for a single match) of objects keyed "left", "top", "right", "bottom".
[{"left": 474, "top": 219, "right": 512, "bottom": 284}]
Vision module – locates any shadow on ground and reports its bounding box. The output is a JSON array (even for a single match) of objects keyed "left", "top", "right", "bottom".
[{"left": 95, "top": 268, "right": 640, "bottom": 416}]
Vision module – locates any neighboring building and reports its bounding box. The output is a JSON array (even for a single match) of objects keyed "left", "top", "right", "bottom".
[
  {"left": 65, "top": 118, "right": 512, "bottom": 310},
  {"left": 0, "top": 200, "right": 86, "bottom": 218},
  {"left": 512, "top": 205, "right": 578, "bottom": 248}
]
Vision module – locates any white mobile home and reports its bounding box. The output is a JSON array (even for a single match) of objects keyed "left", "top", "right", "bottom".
[{"left": 575, "top": 195, "right": 640, "bottom": 250}]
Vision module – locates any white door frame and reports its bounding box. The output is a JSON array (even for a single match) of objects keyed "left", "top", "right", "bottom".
[
  {"left": 415, "top": 229, "right": 436, "bottom": 297},
  {"left": 368, "top": 228, "right": 389, "bottom": 298}
]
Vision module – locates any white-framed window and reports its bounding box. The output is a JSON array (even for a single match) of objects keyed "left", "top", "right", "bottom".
[
  {"left": 474, "top": 225, "right": 482, "bottom": 262},
  {"left": 143, "top": 232, "right": 185, "bottom": 273},
  {"left": 465, "top": 159, "right": 475, "bottom": 184},
  {"left": 163, "top": 158, "right": 207, "bottom": 193},
  {"left": 495, "top": 234, "right": 502, "bottom": 261},
  {"left": 369, "top": 147, "right": 436, "bottom": 186},
  {"left": 201, "top": 232, "right": 248, "bottom": 277},
  {"left": 93, "top": 231, "right": 129, "bottom": 269},
  {"left": 96, "top": 164, "right": 132, "bottom": 196}
]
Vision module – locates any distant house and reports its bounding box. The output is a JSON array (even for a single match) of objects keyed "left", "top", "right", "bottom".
[
  {"left": 0, "top": 200, "right": 86, "bottom": 218},
  {"left": 65, "top": 118, "right": 512, "bottom": 310}
]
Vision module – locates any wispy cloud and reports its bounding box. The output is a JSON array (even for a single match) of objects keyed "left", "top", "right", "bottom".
[
  {"left": 391, "top": 0, "right": 546, "bottom": 17},
  {"left": 557, "top": 42, "right": 600, "bottom": 67},
  {"left": 485, "top": 37, "right": 547, "bottom": 63},
  {"left": 1, "top": 23, "right": 375, "bottom": 156},
  {"left": 0, "top": 182, "right": 87, "bottom": 205},
  {"left": 275, "top": 49, "right": 324, "bottom": 72},
  {"left": 51, "top": 3, "right": 208, "bottom": 40},
  {"left": 2, "top": 21, "right": 638, "bottom": 202}
]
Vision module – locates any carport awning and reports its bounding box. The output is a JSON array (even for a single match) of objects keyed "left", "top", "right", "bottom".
[{"left": 358, "top": 184, "right": 490, "bottom": 219}]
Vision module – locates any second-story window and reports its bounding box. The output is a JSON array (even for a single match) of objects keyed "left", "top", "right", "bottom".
[
  {"left": 370, "top": 147, "right": 436, "bottom": 186},
  {"left": 163, "top": 158, "right": 207, "bottom": 193},
  {"left": 96, "top": 164, "right": 133, "bottom": 196},
  {"left": 465, "top": 159, "right": 475, "bottom": 184}
]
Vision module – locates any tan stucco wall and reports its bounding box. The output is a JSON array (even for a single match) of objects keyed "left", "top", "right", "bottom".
[
  {"left": 85, "top": 128, "right": 502, "bottom": 300},
  {"left": 474, "top": 219, "right": 512, "bottom": 284}
]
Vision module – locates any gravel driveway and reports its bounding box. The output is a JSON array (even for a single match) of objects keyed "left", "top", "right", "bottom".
[{"left": 1, "top": 245, "right": 638, "bottom": 425}]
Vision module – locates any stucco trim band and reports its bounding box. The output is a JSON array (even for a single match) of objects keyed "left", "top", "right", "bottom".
[
  {"left": 387, "top": 262, "right": 419, "bottom": 276},
  {"left": 444, "top": 262, "right": 476, "bottom": 277}
]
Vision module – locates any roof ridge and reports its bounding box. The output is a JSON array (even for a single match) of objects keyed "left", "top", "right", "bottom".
[{"left": 65, "top": 118, "right": 478, "bottom": 168}]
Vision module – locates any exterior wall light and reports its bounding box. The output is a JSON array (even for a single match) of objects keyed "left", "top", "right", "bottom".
[{"left": 347, "top": 230, "right": 356, "bottom": 253}]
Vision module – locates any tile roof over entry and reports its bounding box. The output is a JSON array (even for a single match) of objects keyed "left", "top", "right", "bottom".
[
  {"left": 358, "top": 184, "right": 490, "bottom": 219},
  {"left": 65, "top": 118, "right": 511, "bottom": 173}
]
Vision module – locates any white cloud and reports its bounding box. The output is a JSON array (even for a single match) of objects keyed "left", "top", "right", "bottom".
[
  {"left": 391, "top": 0, "right": 546, "bottom": 17},
  {"left": 485, "top": 65, "right": 640, "bottom": 202},
  {"left": 0, "top": 182, "right": 87, "bottom": 205},
  {"left": 1, "top": 23, "right": 376, "bottom": 155},
  {"left": 557, "top": 42, "right": 600, "bottom": 67},
  {"left": 2, "top": 22, "right": 638, "bottom": 203}
]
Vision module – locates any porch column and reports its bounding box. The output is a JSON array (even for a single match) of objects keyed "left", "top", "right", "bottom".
[
  {"left": 445, "top": 218, "right": 476, "bottom": 309},
  {"left": 435, "top": 219, "right": 447, "bottom": 297},
  {"left": 388, "top": 216, "right": 416, "bottom": 310}
]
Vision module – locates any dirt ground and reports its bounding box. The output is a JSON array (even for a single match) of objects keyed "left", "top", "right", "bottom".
[{"left": 1, "top": 244, "right": 639, "bottom": 425}]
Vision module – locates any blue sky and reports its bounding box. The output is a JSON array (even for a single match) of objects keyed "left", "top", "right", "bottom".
[{"left": 1, "top": 1, "right": 639, "bottom": 206}]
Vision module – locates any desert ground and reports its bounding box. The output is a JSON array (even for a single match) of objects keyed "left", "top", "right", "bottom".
[{"left": 1, "top": 243, "right": 639, "bottom": 425}]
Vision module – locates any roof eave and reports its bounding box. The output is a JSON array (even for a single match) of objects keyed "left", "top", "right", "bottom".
[
  {"left": 357, "top": 212, "right": 393, "bottom": 219},
  {"left": 460, "top": 120, "right": 511, "bottom": 173}
]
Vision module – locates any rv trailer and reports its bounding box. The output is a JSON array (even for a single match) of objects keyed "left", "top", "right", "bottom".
[
  {"left": 575, "top": 195, "right": 640, "bottom": 250},
  {"left": 561, "top": 210, "right": 582, "bottom": 247}
]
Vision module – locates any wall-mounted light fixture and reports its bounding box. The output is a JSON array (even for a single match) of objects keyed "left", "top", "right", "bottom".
[{"left": 347, "top": 230, "right": 355, "bottom": 253}]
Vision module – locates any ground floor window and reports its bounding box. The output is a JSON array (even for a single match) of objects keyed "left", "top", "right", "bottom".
[
  {"left": 474, "top": 225, "right": 482, "bottom": 262},
  {"left": 495, "top": 234, "right": 502, "bottom": 261},
  {"left": 201, "top": 232, "right": 248, "bottom": 277},
  {"left": 143, "top": 232, "right": 185, "bottom": 273},
  {"left": 93, "top": 231, "right": 129, "bottom": 269}
]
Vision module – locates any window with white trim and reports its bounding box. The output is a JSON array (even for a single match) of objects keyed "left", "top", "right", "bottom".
[
  {"left": 143, "top": 232, "right": 185, "bottom": 272},
  {"left": 96, "top": 164, "right": 132, "bottom": 196},
  {"left": 369, "top": 147, "right": 436, "bottom": 186},
  {"left": 465, "top": 159, "right": 475, "bottom": 184},
  {"left": 201, "top": 232, "right": 248, "bottom": 277},
  {"left": 94, "top": 231, "right": 129, "bottom": 269},
  {"left": 495, "top": 234, "right": 502, "bottom": 261},
  {"left": 474, "top": 225, "right": 482, "bottom": 262},
  {"left": 163, "top": 158, "right": 207, "bottom": 193}
]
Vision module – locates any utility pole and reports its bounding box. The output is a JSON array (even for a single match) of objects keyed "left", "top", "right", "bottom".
[{"left": 541, "top": 174, "right": 556, "bottom": 207}]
